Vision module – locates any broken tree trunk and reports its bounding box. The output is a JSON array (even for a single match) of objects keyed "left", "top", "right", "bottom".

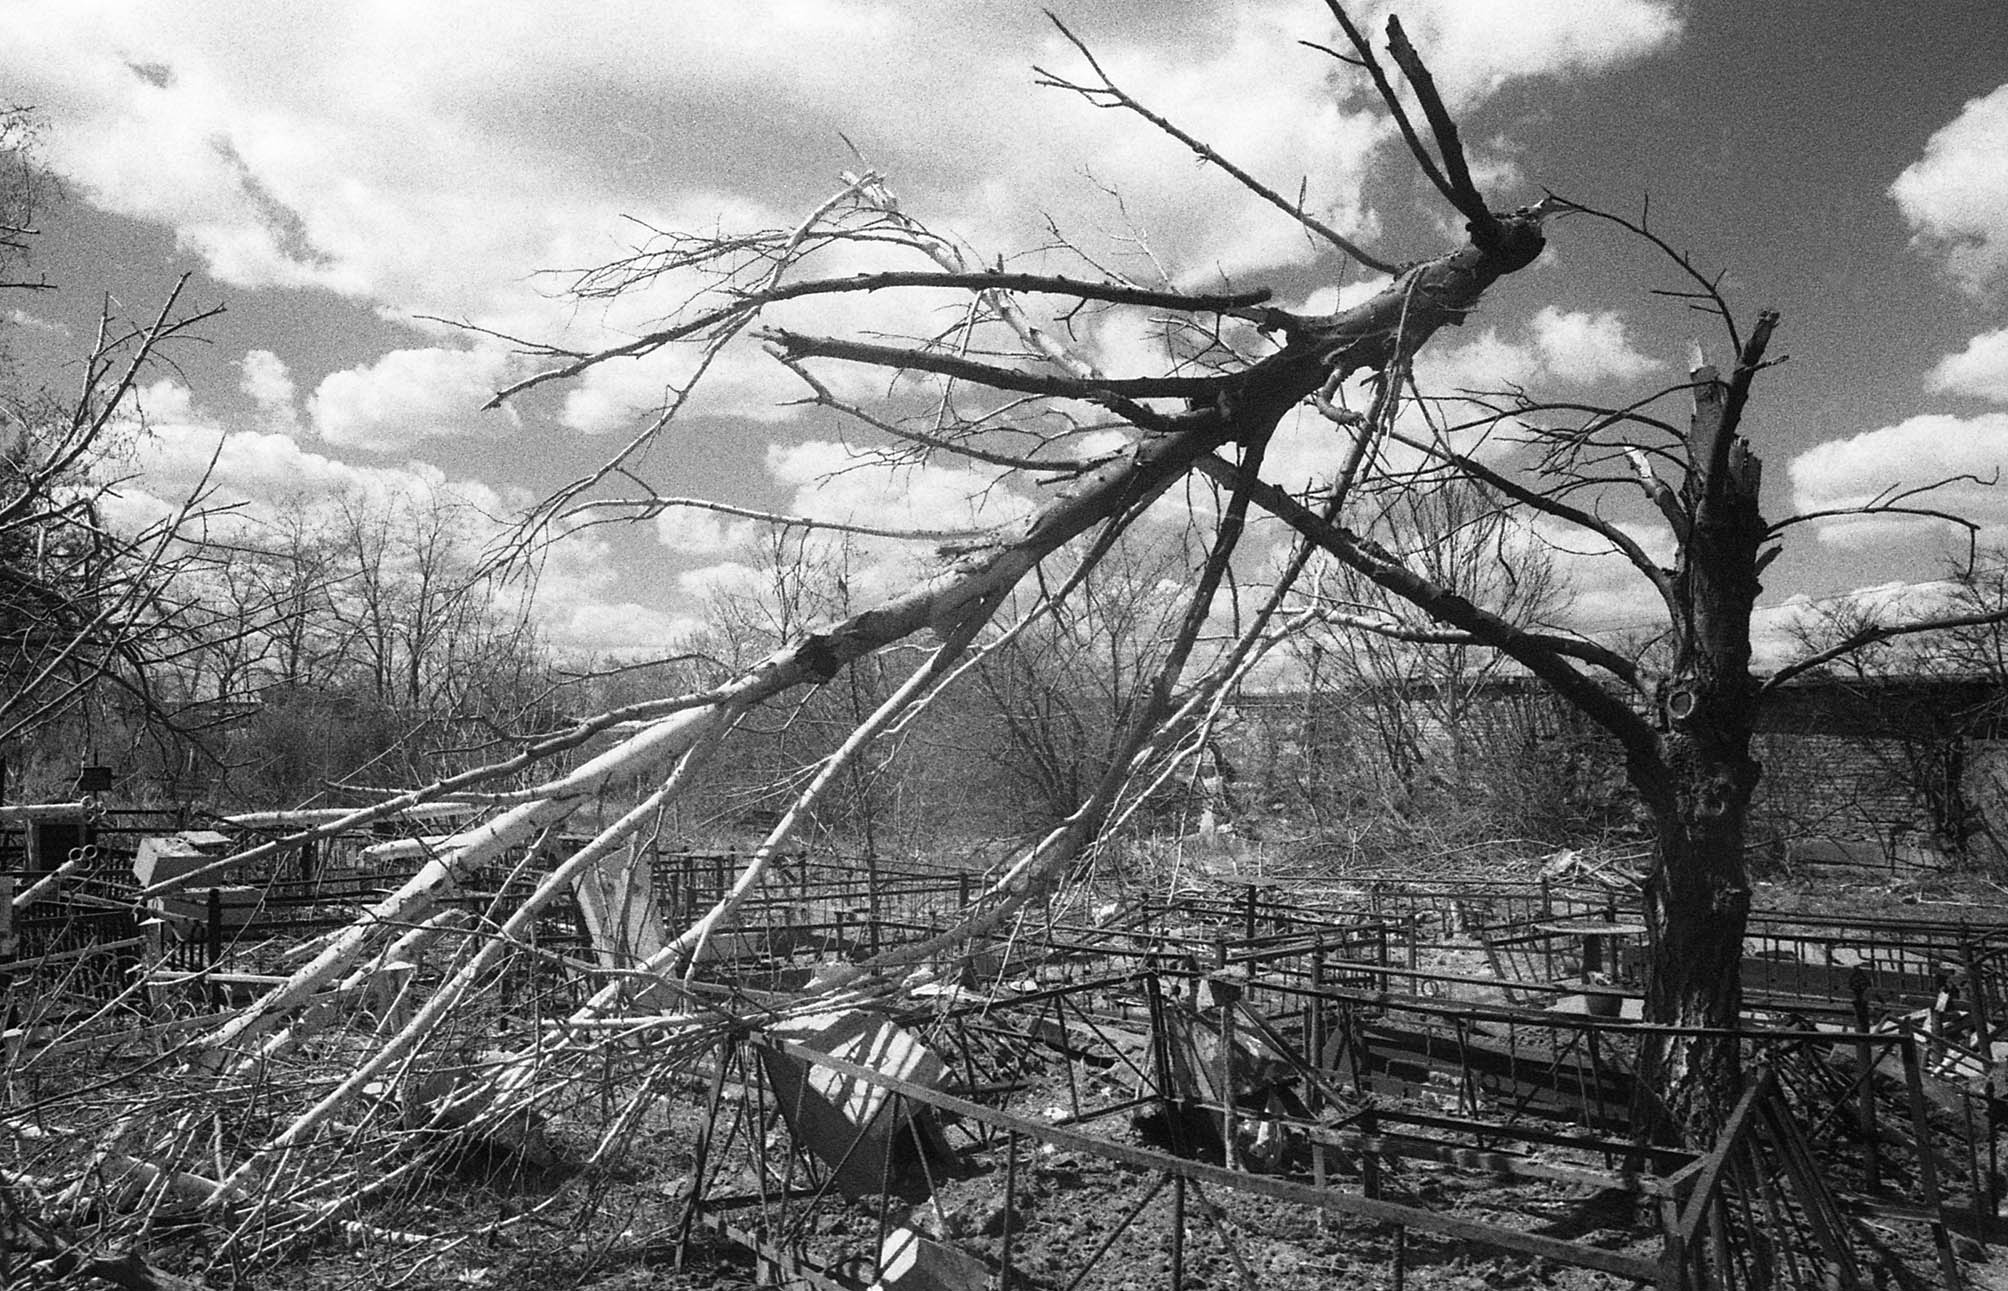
[{"left": 1635, "top": 323, "right": 1778, "bottom": 1142}]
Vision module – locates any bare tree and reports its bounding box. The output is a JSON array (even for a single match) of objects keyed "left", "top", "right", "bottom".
[
  {"left": 1217, "top": 180, "right": 2008, "bottom": 1131},
  {"left": 109, "top": 13, "right": 2008, "bottom": 1222},
  {"left": 967, "top": 525, "right": 1204, "bottom": 831},
  {"left": 142, "top": 7, "right": 1557, "bottom": 1189},
  {"left": 1287, "top": 478, "right": 1573, "bottom": 825},
  {"left": 1780, "top": 549, "right": 2008, "bottom": 856},
  {"left": 0, "top": 117, "right": 227, "bottom": 791}
]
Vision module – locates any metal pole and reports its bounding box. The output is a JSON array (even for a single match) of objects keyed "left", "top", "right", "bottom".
[
  {"left": 1310, "top": 935, "right": 1328, "bottom": 1219},
  {"left": 1309, "top": 937, "right": 1327, "bottom": 1095},
  {"left": 1219, "top": 989, "right": 1237, "bottom": 1170},
  {"left": 1145, "top": 963, "right": 1183, "bottom": 1156},
  {"left": 1000, "top": 1130, "right": 1020, "bottom": 1291},
  {"left": 1900, "top": 1022, "right": 1967, "bottom": 1289},
  {"left": 206, "top": 887, "right": 223, "bottom": 969},
  {"left": 867, "top": 847, "right": 882, "bottom": 956},
  {"left": 675, "top": 1035, "right": 735, "bottom": 1268},
  {"left": 1851, "top": 968, "right": 1881, "bottom": 1191},
  {"left": 0, "top": 875, "right": 14, "bottom": 1030},
  {"left": 1966, "top": 940, "right": 1993, "bottom": 1059}
]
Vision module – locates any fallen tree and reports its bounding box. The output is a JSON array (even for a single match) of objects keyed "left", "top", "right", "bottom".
[
  {"left": 15, "top": 6, "right": 2007, "bottom": 1284},
  {"left": 138, "top": 4, "right": 1550, "bottom": 1163}
]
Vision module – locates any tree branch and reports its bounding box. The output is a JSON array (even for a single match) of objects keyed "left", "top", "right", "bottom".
[
  {"left": 1381, "top": 15, "right": 1497, "bottom": 238},
  {"left": 1037, "top": 12, "right": 1401, "bottom": 276},
  {"left": 1765, "top": 605, "right": 2008, "bottom": 690},
  {"left": 1385, "top": 425, "right": 1681, "bottom": 618},
  {"left": 478, "top": 270, "right": 1263, "bottom": 410},
  {"left": 569, "top": 495, "right": 1001, "bottom": 544},
  {"left": 757, "top": 327, "right": 1227, "bottom": 402},
  {"left": 1197, "top": 454, "right": 1655, "bottom": 741},
  {"left": 1542, "top": 195, "right": 1745, "bottom": 357}
]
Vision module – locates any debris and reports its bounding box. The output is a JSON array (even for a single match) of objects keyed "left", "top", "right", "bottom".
[
  {"left": 395, "top": 1052, "right": 558, "bottom": 1169},
  {"left": 131, "top": 832, "right": 233, "bottom": 889},
  {"left": 869, "top": 1224, "right": 990, "bottom": 1291},
  {"left": 763, "top": 1011, "right": 950, "bottom": 1200}
]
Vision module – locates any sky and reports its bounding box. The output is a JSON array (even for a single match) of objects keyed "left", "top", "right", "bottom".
[{"left": 4, "top": 0, "right": 2007, "bottom": 669}]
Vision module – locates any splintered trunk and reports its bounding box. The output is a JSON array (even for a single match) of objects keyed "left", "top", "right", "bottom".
[{"left": 1634, "top": 329, "right": 1776, "bottom": 1144}]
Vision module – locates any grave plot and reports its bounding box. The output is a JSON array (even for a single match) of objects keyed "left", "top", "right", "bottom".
[
  {"left": 647, "top": 877, "right": 2002, "bottom": 1289},
  {"left": 6, "top": 816, "right": 2007, "bottom": 1289}
]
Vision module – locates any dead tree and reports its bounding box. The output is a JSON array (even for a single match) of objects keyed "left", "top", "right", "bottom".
[
  {"left": 119, "top": 9, "right": 2008, "bottom": 1215},
  {"left": 122, "top": 6, "right": 1562, "bottom": 1200},
  {"left": 0, "top": 273, "right": 230, "bottom": 779},
  {"left": 1210, "top": 193, "right": 2008, "bottom": 1135}
]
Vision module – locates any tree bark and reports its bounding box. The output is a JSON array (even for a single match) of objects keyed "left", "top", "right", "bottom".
[{"left": 1634, "top": 335, "right": 1774, "bottom": 1141}]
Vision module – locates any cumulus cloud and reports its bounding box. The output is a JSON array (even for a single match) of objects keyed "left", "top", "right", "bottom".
[
  {"left": 308, "top": 346, "right": 517, "bottom": 451},
  {"left": 1524, "top": 515, "right": 1671, "bottom": 635},
  {"left": 1030, "top": 10, "right": 1390, "bottom": 285},
  {"left": 1926, "top": 326, "right": 2008, "bottom": 403},
  {"left": 0, "top": 2, "right": 1691, "bottom": 651},
  {"left": 99, "top": 377, "right": 683, "bottom": 657},
  {"left": 1891, "top": 83, "right": 2008, "bottom": 295},
  {"left": 1416, "top": 329, "right": 1534, "bottom": 392},
  {"left": 765, "top": 440, "right": 1035, "bottom": 534},
  {"left": 558, "top": 338, "right": 811, "bottom": 437},
  {"left": 1412, "top": 306, "right": 1662, "bottom": 395},
  {"left": 0, "top": 1, "right": 1684, "bottom": 373},
  {"left": 655, "top": 506, "right": 756, "bottom": 557},
  {"left": 1373, "top": 0, "right": 1682, "bottom": 111},
  {"left": 111, "top": 381, "right": 483, "bottom": 523},
  {"left": 238, "top": 348, "right": 301, "bottom": 435},
  {"left": 544, "top": 600, "right": 708, "bottom": 658},
  {"left": 1526, "top": 307, "right": 1662, "bottom": 384},
  {"left": 1754, "top": 580, "right": 1976, "bottom": 673},
  {"left": 1787, "top": 413, "right": 2008, "bottom": 545},
  {"left": 654, "top": 441, "right": 1044, "bottom": 618},
  {"left": 677, "top": 560, "right": 766, "bottom": 605}
]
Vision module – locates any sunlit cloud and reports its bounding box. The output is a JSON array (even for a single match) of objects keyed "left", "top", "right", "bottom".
[
  {"left": 1369, "top": 0, "right": 1683, "bottom": 112},
  {"left": 238, "top": 348, "right": 301, "bottom": 436},
  {"left": 1787, "top": 412, "right": 2008, "bottom": 546},
  {"left": 1926, "top": 325, "right": 2008, "bottom": 403},
  {"left": 1891, "top": 82, "right": 2008, "bottom": 296},
  {"left": 307, "top": 346, "right": 519, "bottom": 451}
]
